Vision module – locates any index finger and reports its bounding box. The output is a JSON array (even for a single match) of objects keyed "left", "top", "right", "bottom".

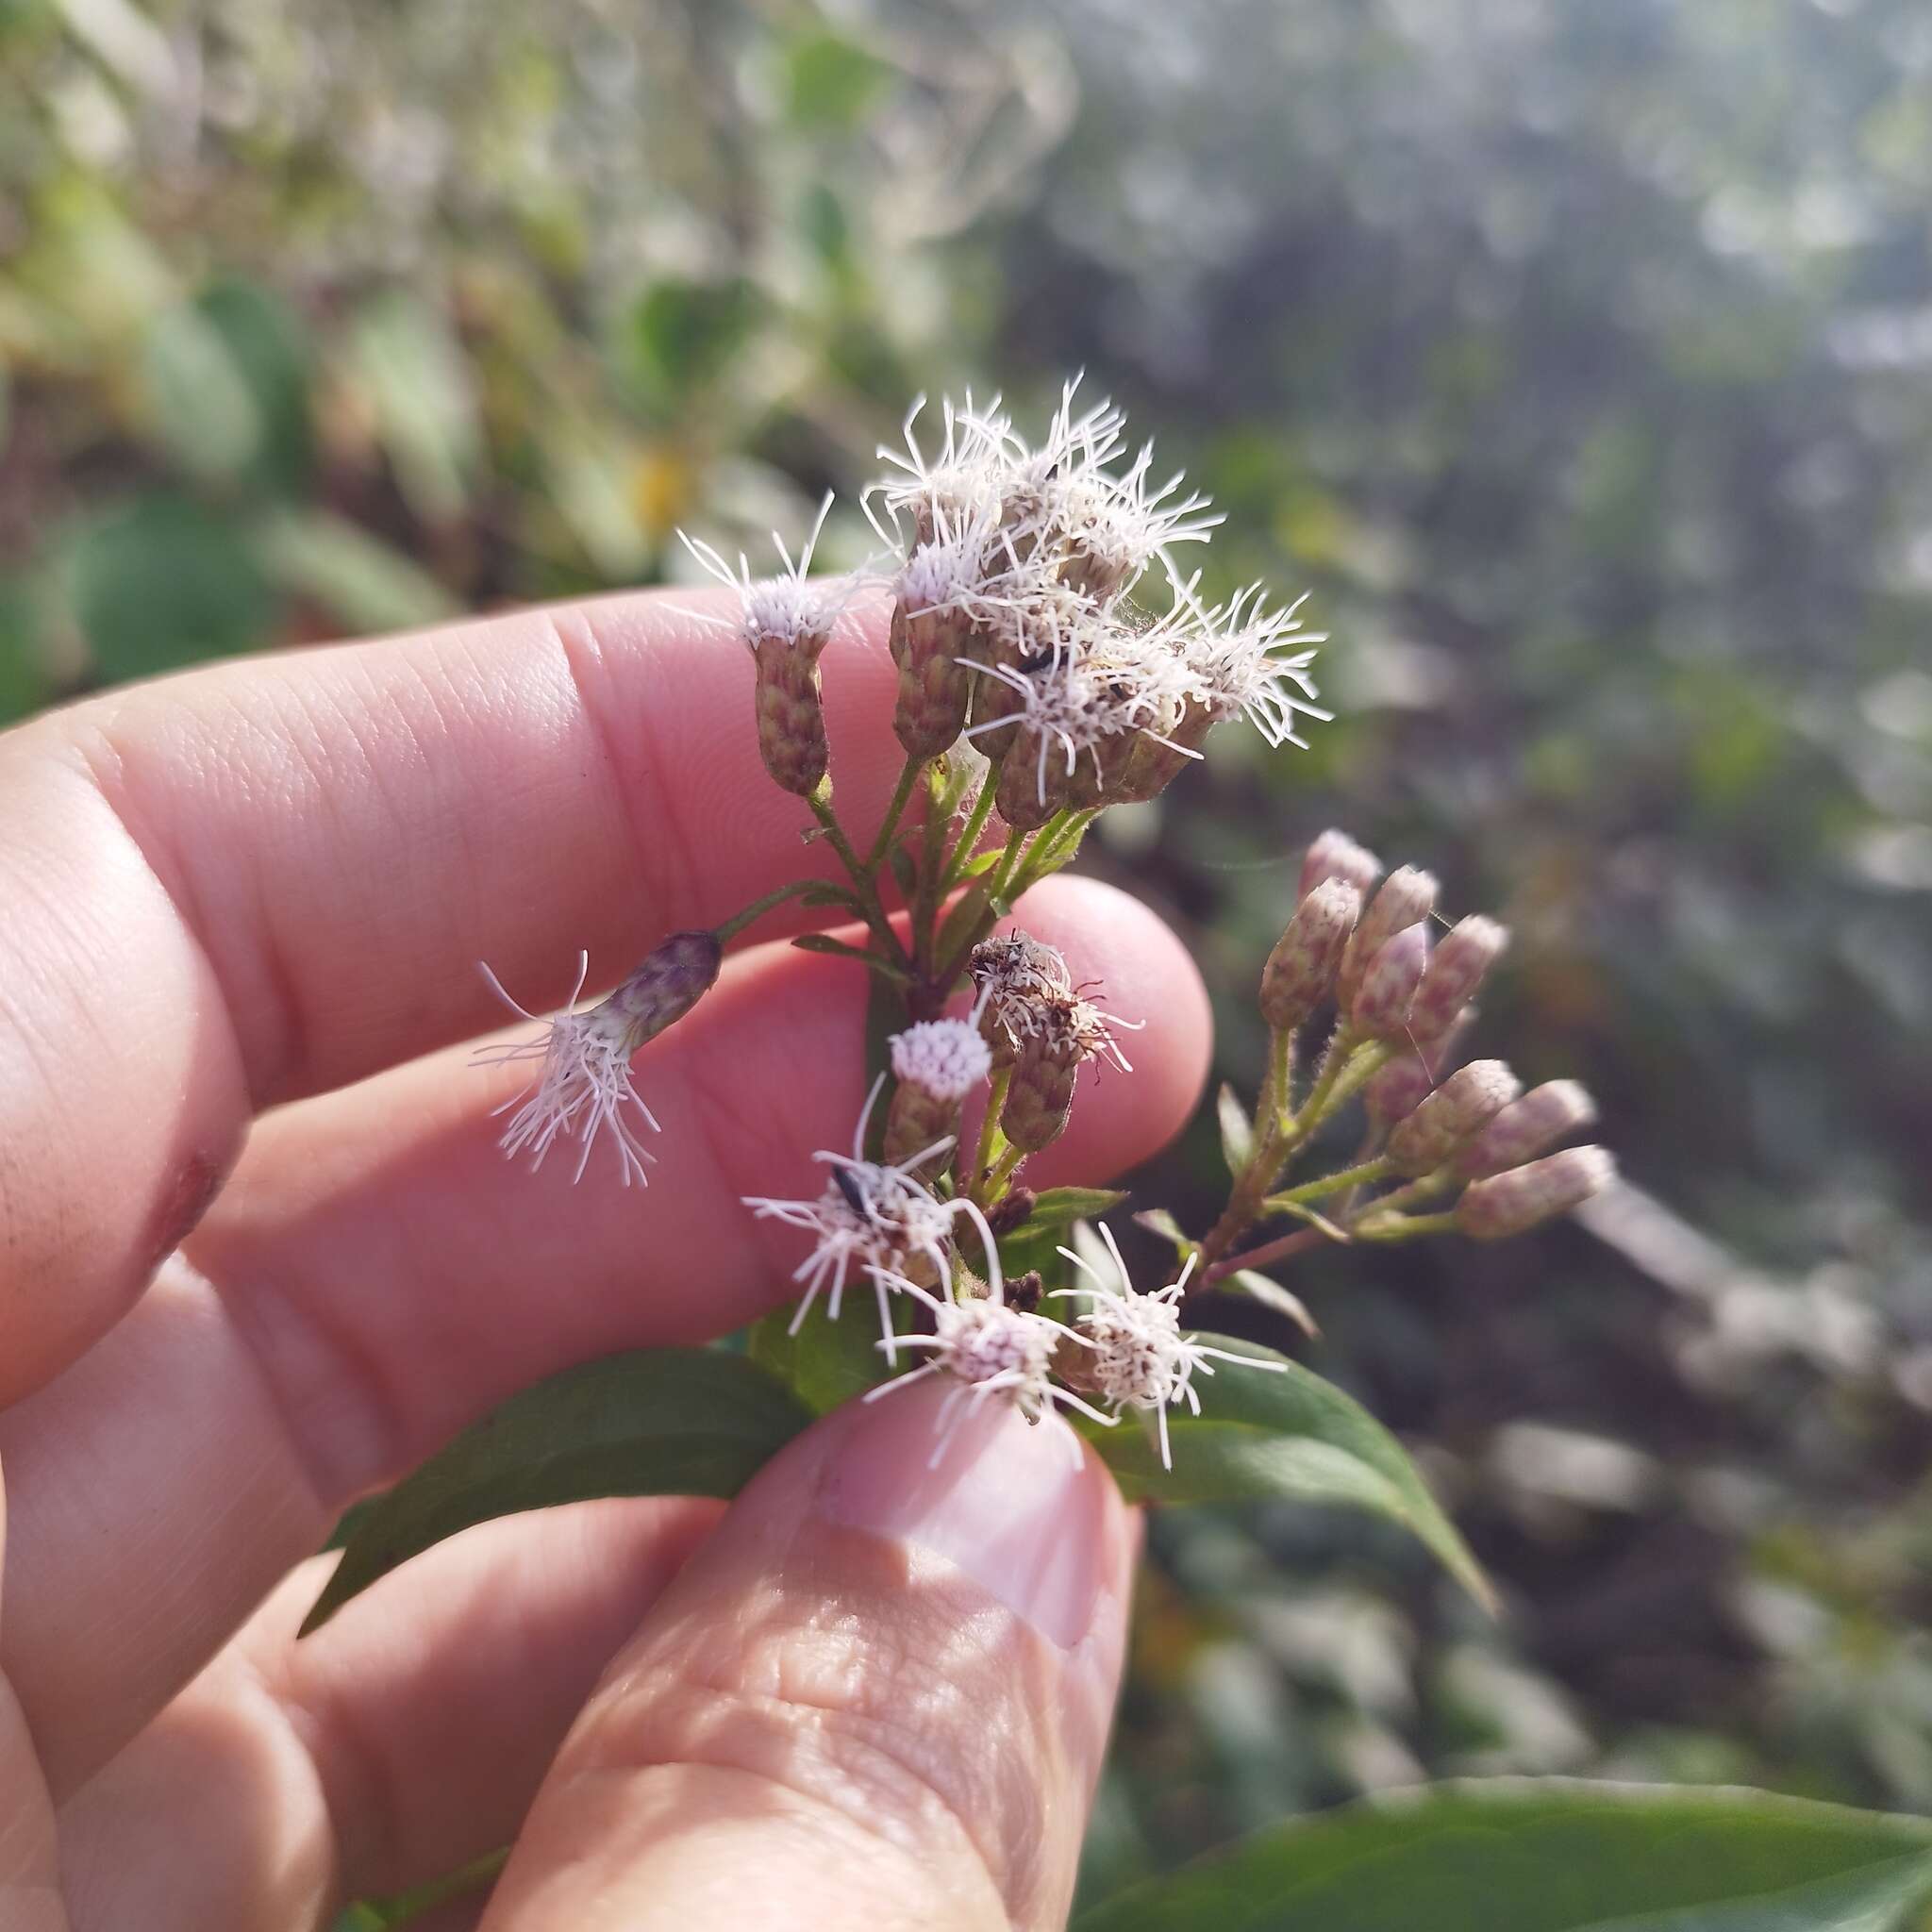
[{"left": 0, "top": 589, "right": 905, "bottom": 1405}]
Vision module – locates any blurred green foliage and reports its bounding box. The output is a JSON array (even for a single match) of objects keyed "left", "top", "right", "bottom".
[{"left": 6, "top": 0, "right": 1932, "bottom": 1915}]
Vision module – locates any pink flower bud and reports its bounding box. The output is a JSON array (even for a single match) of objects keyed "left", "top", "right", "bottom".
[
  {"left": 1387, "top": 1059, "right": 1522, "bottom": 1175},
  {"left": 1337, "top": 864, "right": 1438, "bottom": 1008},
  {"left": 1259, "top": 878, "right": 1361, "bottom": 1028},
  {"left": 1455, "top": 1079, "right": 1598, "bottom": 1177},
  {"left": 1298, "top": 828, "right": 1383, "bottom": 903},
  {"left": 1409, "top": 915, "right": 1508, "bottom": 1041},
  {"left": 1455, "top": 1146, "right": 1616, "bottom": 1239},
  {"left": 1350, "top": 923, "right": 1429, "bottom": 1038},
  {"left": 1363, "top": 1005, "right": 1476, "bottom": 1124}
]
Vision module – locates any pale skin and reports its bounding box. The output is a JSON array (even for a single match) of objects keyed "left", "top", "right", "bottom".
[{"left": 0, "top": 587, "right": 1212, "bottom": 1930}]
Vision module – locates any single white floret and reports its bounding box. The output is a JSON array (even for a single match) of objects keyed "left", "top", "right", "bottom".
[
  {"left": 890, "top": 1019, "right": 994, "bottom": 1103},
  {"left": 742, "top": 1075, "right": 999, "bottom": 1360},
  {"left": 1054, "top": 1223, "right": 1288, "bottom": 1470},
  {"left": 675, "top": 491, "right": 848, "bottom": 652},
  {"left": 475, "top": 953, "right": 659, "bottom": 1188},
  {"left": 865, "top": 1276, "right": 1117, "bottom": 1470}
]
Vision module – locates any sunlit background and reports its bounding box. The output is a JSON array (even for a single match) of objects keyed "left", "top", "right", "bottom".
[{"left": 5, "top": 0, "right": 1931, "bottom": 1905}]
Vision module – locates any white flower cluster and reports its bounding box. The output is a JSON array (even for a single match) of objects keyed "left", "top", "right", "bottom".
[
  {"left": 864, "top": 383, "right": 1330, "bottom": 808},
  {"left": 675, "top": 491, "right": 848, "bottom": 652},
  {"left": 1054, "top": 1224, "right": 1287, "bottom": 1470},
  {"left": 889, "top": 1018, "right": 993, "bottom": 1103}
]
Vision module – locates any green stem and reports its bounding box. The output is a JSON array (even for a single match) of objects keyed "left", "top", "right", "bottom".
[
  {"left": 1263, "top": 1156, "right": 1394, "bottom": 1211},
  {"left": 968, "top": 1067, "right": 1013, "bottom": 1203},
  {"left": 712, "top": 876, "right": 845, "bottom": 945},
  {"left": 983, "top": 1141, "right": 1026, "bottom": 1202},
  {"left": 866, "top": 753, "right": 925, "bottom": 873},
  {"left": 808, "top": 784, "right": 909, "bottom": 966},
  {"left": 941, "top": 776, "right": 999, "bottom": 891},
  {"left": 1354, "top": 1209, "right": 1459, "bottom": 1243}
]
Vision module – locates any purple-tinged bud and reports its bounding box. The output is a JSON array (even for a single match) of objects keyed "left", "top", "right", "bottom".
[
  {"left": 1410, "top": 915, "right": 1509, "bottom": 1041},
  {"left": 1387, "top": 1059, "right": 1521, "bottom": 1175},
  {"left": 890, "top": 599, "right": 976, "bottom": 759},
  {"left": 1350, "top": 923, "right": 1429, "bottom": 1038},
  {"left": 1337, "top": 864, "right": 1438, "bottom": 1009},
  {"left": 752, "top": 630, "right": 832, "bottom": 795},
  {"left": 1299, "top": 828, "right": 1383, "bottom": 903},
  {"left": 999, "top": 997, "right": 1132, "bottom": 1152},
  {"left": 1259, "top": 878, "right": 1361, "bottom": 1028},
  {"left": 605, "top": 930, "right": 724, "bottom": 1044},
  {"left": 1364, "top": 1005, "right": 1476, "bottom": 1124},
  {"left": 1455, "top": 1079, "right": 1598, "bottom": 1178},
  {"left": 1455, "top": 1146, "right": 1616, "bottom": 1239}
]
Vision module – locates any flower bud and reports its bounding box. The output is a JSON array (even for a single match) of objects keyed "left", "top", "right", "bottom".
[
  {"left": 1455, "top": 1146, "right": 1616, "bottom": 1239},
  {"left": 1455, "top": 1079, "right": 1598, "bottom": 1178},
  {"left": 970, "top": 933, "right": 1074, "bottom": 1070},
  {"left": 1363, "top": 1005, "right": 1475, "bottom": 1124},
  {"left": 1337, "top": 864, "right": 1438, "bottom": 1009},
  {"left": 752, "top": 629, "right": 832, "bottom": 796},
  {"left": 605, "top": 929, "right": 724, "bottom": 1045},
  {"left": 1386, "top": 1059, "right": 1521, "bottom": 1175},
  {"left": 1259, "top": 878, "right": 1361, "bottom": 1028},
  {"left": 883, "top": 1018, "right": 992, "bottom": 1174},
  {"left": 1108, "top": 704, "right": 1214, "bottom": 805},
  {"left": 1349, "top": 923, "right": 1429, "bottom": 1038},
  {"left": 1409, "top": 915, "right": 1508, "bottom": 1041},
  {"left": 1298, "top": 828, "right": 1383, "bottom": 903},
  {"left": 1001, "top": 1025, "right": 1080, "bottom": 1151},
  {"left": 890, "top": 599, "right": 975, "bottom": 758},
  {"left": 993, "top": 735, "right": 1061, "bottom": 829}
]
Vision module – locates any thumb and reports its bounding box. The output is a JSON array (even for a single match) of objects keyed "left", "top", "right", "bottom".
[{"left": 479, "top": 1376, "right": 1138, "bottom": 1932}]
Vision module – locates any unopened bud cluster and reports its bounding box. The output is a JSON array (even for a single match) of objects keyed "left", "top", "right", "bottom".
[{"left": 1232, "top": 828, "right": 1612, "bottom": 1252}]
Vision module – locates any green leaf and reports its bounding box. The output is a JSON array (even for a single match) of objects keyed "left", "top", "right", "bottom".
[
  {"left": 958, "top": 847, "right": 1002, "bottom": 877},
  {"left": 1216, "top": 1082, "right": 1254, "bottom": 1177},
  {"left": 61, "top": 492, "right": 278, "bottom": 679},
  {"left": 1225, "top": 1268, "right": 1318, "bottom": 1338},
  {"left": 748, "top": 1296, "right": 890, "bottom": 1417},
  {"left": 1073, "top": 1780, "right": 1932, "bottom": 1932},
  {"left": 254, "top": 509, "right": 458, "bottom": 636},
  {"left": 1133, "top": 1208, "right": 1192, "bottom": 1254},
  {"left": 197, "top": 276, "right": 314, "bottom": 493},
  {"left": 1027, "top": 1187, "right": 1130, "bottom": 1231},
  {"left": 1090, "top": 1339, "right": 1491, "bottom": 1611},
  {"left": 782, "top": 29, "right": 891, "bottom": 132},
  {"left": 620, "top": 276, "right": 762, "bottom": 409},
  {"left": 791, "top": 932, "right": 912, "bottom": 981},
  {"left": 139, "top": 297, "right": 263, "bottom": 480},
  {"left": 301, "top": 1350, "right": 811, "bottom": 1634},
  {"left": 348, "top": 291, "right": 480, "bottom": 525}
]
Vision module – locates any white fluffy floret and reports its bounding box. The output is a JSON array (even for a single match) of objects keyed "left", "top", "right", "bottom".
[
  {"left": 865, "top": 1279, "right": 1117, "bottom": 1469},
  {"left": 675, "top": 491, "right": 846, "bottom": 652},
  {"left": 1055, "top": 1224, "right": 1288, "bottom": 1469},
  {"left": 742, "top": 1075, "right": 998, "bottom": 1357},
  {"left": 1167, "top": 577, "right": 1333, "bottom": 748},
  {"left": 890, "top": 1019, "right": 993, "bottom": 1103},
  {"left": 475, "top": 954, "right": 659, "bottom": 1188}
]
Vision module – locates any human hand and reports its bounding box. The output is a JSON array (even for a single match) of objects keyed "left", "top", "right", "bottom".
[{"left": 0, "top": 589, "right": 1210, "bottom": 1931}]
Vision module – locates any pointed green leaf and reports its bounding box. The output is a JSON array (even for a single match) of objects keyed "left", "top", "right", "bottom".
[
  {"left": 1132, "top": 1208, "right": 1192, "bottom": 1253},
  {"left": 790, "top": 932, "right": 911, "bottom": 981},
  {"left": 1216, "top": 1082, "right": 1254, "bottom": 1177},
  {"left": 1091, "top": 1339, "right": 1491, "bottom": 1611},
  {"left": 749, "top": 1296, "right": 891, "bottom": 1417},
  {"left": 1226, "top": 1268, "right": 1318, "bottom": 1337},
  {"left": 301, "top": 1350, "right": 811, "bottom": 1635},
  {"left": 1026, "top": 1187, "right": 1129, "bottom": 1231},
  {"left": 889, "top": 843, "right": 919, "bottom": 899},
  {"left": 1074, "top": 1781, "right": 1932, "bottom": 1932}
]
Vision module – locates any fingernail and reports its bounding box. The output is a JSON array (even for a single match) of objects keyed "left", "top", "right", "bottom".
[{"left": 817, "top": 1378, "right": 1117, "bottom": 1648}]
